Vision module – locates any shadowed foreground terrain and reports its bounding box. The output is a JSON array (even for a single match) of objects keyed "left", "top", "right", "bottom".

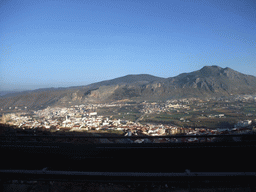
[{"left": 1, "top": 125, "right": 256, "bottom": 191}]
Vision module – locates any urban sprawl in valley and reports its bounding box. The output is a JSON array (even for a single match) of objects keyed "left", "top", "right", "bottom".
[{"left": 1, "top": 95, "right": 256, "bottom": 143}]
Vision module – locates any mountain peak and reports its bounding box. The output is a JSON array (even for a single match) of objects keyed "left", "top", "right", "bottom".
[
  {"left": 199, "top": 65, "right": 223, "bottom": 76},
  {"left": 200, "top": 65, "right": 223, "bottom": 71}
]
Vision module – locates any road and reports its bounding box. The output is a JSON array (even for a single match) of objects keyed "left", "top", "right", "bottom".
[{"left": 135, "top": 113, "right": 146, "bottom": 123}]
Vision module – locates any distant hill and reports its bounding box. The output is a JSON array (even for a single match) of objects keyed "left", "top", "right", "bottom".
[
  {"left": 89, "top": 74, "right": 164, "bottom": 88},
  {"left": 0, "top": 90, "right": 28, "bottom": 97},
  {"left": 1, "top": 66, "right": 256, "bottom": 109}
]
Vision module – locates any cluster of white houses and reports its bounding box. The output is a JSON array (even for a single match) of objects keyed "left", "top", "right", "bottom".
[{"left": 1, "top": 105, "right": 254, "bottom": 143}]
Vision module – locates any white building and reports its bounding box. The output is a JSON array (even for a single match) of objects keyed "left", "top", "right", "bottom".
[
  {"left": 235, "top": 120, "right": 252, "bottom": 128},
  {"left": 219, "top": 114, "right": 225, "bottom": 118},
  {"left": 89, "top": 112, "right": 97, "bottom": 116}
]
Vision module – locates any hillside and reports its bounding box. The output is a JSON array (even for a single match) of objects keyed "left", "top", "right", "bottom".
[{"left": 1, "top": 66, "right": 256, "bottom": 109}]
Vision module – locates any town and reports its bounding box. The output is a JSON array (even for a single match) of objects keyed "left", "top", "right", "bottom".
[{"left": 1, "top": 95, "right": 255, "bottom": 143}]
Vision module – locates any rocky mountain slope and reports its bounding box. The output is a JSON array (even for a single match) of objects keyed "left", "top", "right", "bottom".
[{"left": 1, "top": 66, "right": 256, "bottom": 109}]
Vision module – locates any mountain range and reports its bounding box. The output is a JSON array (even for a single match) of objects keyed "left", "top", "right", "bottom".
[{"left": 1, "top": 65, "right": 256, "bottom": 109}]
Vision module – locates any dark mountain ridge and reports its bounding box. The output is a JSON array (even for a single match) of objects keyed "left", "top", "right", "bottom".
[{"left": 1, "top": 66, "right": 256, "bottom": 109}]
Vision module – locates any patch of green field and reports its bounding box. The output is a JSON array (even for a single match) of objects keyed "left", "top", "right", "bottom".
[
  {"left": 242, "top": 107, "right": 256, "bottom": 113},
  {"left": 140, "top": 119, "right": 175, "bottom": 125},
  {"left": 183, "top": 117, "right": 238, "bottom": 128},
  {"left": 224, "top": 112, "right": 242, "bottom": 117},
  {"left": 151, "top": 112, "right": 191, "bottom": 120},
  {"left": 141, "top": 113, "right": 241, "bottom": 128},
  {"left": 124, "top": 114, "right": 141, "bottom": 122},
  {"left": 118, "top": 106, "right": 140, "bottom": 113},
  {"left": 112, "top": 112, "right": 141, "bottom": 122},
  {"left": 96, "top": 107, "right": 120, "bottom": 116}
]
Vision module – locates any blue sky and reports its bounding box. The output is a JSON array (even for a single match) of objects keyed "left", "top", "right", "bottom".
[{"left": 1, "top": 0, "right": 255, "bottom": 91}]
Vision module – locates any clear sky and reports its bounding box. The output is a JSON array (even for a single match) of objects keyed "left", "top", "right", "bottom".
[{"left": 1, "top": 0, "right": 255, "bottom": 91}]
